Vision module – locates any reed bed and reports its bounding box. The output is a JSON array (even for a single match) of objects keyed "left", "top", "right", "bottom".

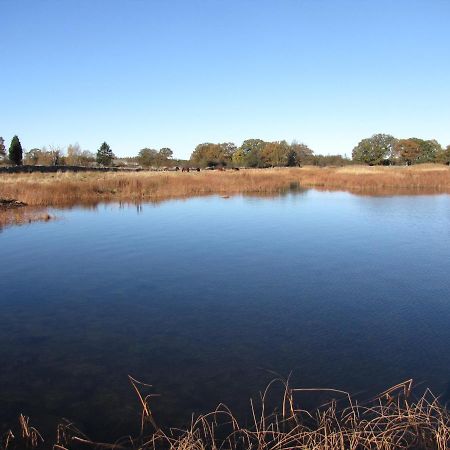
[
  {"left": 0, "top": 165, "right": 449, "bottom": 209},
  {"left": 2, "top": 379, "right": 449, "bottom": 450}
]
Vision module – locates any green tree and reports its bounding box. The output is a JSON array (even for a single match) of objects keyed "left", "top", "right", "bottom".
[
  {"left": 233, "top": 139, "right": 267, "bottom": 167},
  {"left": 219, "top": 142, "right": 237, "bottom": 160},
  {"left": 9, "top": 135, "right": 23, "bottom": 166},
  {"left": 0, "top": 137, "right": 6, "bottom": 160},
  {"left": 137, "top": 148, "right": 158, "bottom": 167},
  {"left": 159, "top": 147, "right": 173, "bottom": 159},
  {"left": 352, "top": 134, "right": 396, "bottom": 165},
  {"left": 96, "top": 142, "right": 114, "bottom": 166},
  {"left": 155, "top": 148, "right": 174, "bottom": 167},
  {"left": 410, "top": 138, "right": 441, "bottom": 163}
]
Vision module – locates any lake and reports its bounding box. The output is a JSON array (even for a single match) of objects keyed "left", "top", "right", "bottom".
[{"left": 1, "top": 190, "right": 449, "bottom": 441}]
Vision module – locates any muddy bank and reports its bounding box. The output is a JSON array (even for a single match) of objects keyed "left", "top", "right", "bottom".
[{"left": 0, "top": 198, "right": 27, "bottom": 210}]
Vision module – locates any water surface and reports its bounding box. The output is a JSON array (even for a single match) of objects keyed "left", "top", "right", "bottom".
[{"left": 1, "top": 190, "right": 449, "bottom": 439}]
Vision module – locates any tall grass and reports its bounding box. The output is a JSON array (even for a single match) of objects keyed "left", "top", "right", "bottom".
[
  {"left": 2, "top": 379, "right": 449, "bottom": 449},
  {"left": 0, "top": 165, "right": 449, "bottom": 208}
]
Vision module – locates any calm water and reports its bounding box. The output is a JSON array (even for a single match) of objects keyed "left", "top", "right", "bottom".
[{"left": 1, "top": 190, "right": 450, "bottom": 440}]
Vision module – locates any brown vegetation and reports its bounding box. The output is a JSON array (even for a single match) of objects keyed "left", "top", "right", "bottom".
[
  {"left": 2, "top": 379, "right": 449, "bottom": 449},
  {"left": 0, "top": 166, "right": 449, "bottom": 210}
]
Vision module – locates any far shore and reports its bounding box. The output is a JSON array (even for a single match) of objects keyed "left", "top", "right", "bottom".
[{"left": 1, "top": 165, "right": 449, "bottom": 209}]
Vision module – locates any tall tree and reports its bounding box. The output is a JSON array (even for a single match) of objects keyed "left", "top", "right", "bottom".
[
  {"left": 96, "top": 142, "right": 114, "bottom": 166},
  {"left": 190, "top": 142, "right": 234, "bottom": 167},
  {"left": 290, "top": 141, "right": 314, "bottom": 166},
  {"left": 233, "top": 139, "right": 267, "bottom": 167},
  {"left": 9, "top": 135, "right": 23, "bottom": 166},
  {"left": 159, "top": 147, "right": 173, "bottom": 159},
  {"left": 261, "top": 140, "right": 290, "bottom": 167},
  {"left": 410, "top": 138, "right": 441, "bottom": 163},
  {"left": 155, "top": 148, "right": 174, "bottom": 167},
  {"left": 138, "top": 148, "right": 158, "bottom": 167},
  {"left": 219, "top": 142, "right": 237, "bottom": 160},
  {"left": 352, "top": 134, "right": 396, "bottom": 165},
  {"left": 0, "top": 137, "right": 6, "bottom": 160}
]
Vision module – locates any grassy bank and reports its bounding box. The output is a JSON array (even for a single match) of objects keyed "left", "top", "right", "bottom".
[
  {"left": 0, "top": 165, "right": 449, "bottom": 209},
  {"left": 3, "top": 379, "right": 449, "bottom": 449}
]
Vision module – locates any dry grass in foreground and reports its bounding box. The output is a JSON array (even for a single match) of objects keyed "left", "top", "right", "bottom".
[
  {"left": 0, "top": 165, "right": 449, "bottom": 208},
  {"left": 2, "top": 379, "right": 449, "bottom": 450}
]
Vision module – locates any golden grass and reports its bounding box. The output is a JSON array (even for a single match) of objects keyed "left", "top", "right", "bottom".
[
  {"left": 0, "top": 165, "right": 449, "bottom": 209},
  {"left": 3, "top": 379, "right": 449, "bottom": 450}
]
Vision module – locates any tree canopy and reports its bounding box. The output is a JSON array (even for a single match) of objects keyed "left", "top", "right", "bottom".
[
  {"left": 190, "top": 143, "right": 234, "bottom": 167},
  {"left": 187, "top": 139, "right": 351, "bottom": 168},
  {"left": 137, "top": 148, "right": 173, "bottom": 167},
  {"left": 352, "top": 134, "right": 447, "bottom": 165},
  {"left": 9, "top": 135, "right": 23, "bottom": 166},
  {"left": 352, "top": 134, "right": 396, "bottom": 165},
  {"left": 232, "top": 139, "right": 267, "bottom": 167},
  {"left": 393, "top": 139, "right": 422, "bottom": 166},
  {"left": 96, "top": 142, "right": 114, "bottom": 166}
]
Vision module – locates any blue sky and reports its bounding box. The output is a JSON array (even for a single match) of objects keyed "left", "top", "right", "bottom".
[{"left": 1, "top": 0, "right": 449, "bottom": 159}]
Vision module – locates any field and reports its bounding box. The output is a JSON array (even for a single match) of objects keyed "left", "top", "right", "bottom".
[{"left": 1, "top": 165, "right": 449, "bottom": 209}]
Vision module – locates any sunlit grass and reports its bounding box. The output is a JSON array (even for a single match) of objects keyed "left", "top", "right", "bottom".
[{"left": 1, "top": 165, "right": 449, "bottom": 209}]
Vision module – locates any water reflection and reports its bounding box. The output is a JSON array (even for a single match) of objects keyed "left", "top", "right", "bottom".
[
  {"left": 0, "top": 190, "right": 449, "bottom": 443},
  {"left": 2, "top": 183, "right": 447, "bottom": 231},
  {"left": 0, "top": 207, "right": 52, "bottom": 232}
]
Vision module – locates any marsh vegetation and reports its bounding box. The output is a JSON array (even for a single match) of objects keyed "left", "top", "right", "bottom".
[{"left": 1, "top": 165, "right": 449, "bottom": 211}]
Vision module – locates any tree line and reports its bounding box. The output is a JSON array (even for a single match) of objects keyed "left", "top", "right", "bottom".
[
  {"left": 0, "top": 136, "right": 177, "bottom": 168},
  {"left": 352, "top": 134, "right": 450, "bottom": 166},
  {"left": 1, "top": 134, "right": 449, "bottom": 168},
  {"left": 0, "top": 138, "right": 119, "bottom": 167},
  {"left": 125, "top": 140, "right": 347, "bottom": 168}
]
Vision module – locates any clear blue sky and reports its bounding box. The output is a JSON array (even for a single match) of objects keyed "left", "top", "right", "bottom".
[{"left": 1, "top": 0, "right": 449, "bottom": 159}]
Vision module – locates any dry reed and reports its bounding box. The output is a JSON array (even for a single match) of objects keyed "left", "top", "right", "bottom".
[
  {"left": 0, "top": 166, "right": 449, "bottom": 209},
  {"left": 2, "top": 378, "right": 449, "bottom": 450}
]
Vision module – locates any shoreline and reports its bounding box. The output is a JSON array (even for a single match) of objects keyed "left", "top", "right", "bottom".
[
  {"left": 1, "top": 165, "right": 449, "bottom": 229},
  {"left": 1, "top": 165, "right": 449, "bottom": 207}
]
